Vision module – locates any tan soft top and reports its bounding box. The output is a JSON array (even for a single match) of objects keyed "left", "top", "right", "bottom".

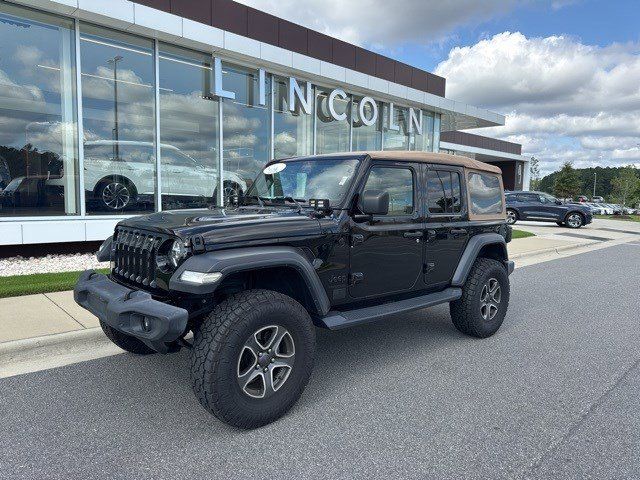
[{"left": 308, "top": 150, "right": 502, "bottom": 174}]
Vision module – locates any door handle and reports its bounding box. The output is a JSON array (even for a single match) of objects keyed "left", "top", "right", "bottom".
[
  {"left": 403, "top": 231, "right": 423, "bottom": 238},
  {"left": 426, "top": 229, "right": 437, "bottom": 240},
  {"left": 450, "top": 228, "right": 467, "bottom": 236}
]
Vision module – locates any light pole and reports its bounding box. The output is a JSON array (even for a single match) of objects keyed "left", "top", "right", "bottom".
[
  {"left": 593, "top": 172, "right": 596, "bottom": 198},
  {"left": 107, "top": 55, "right": 123, "bottom": 161}
]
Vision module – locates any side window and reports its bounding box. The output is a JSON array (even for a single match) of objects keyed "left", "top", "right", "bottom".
[
  {"left": 427, "top": 169, "right": 462, "bottom": 214},
  {"left": 468, "top": 172, "right": 503, "bottom": 215},
  {"left": 363, "top": 167, "right": 414, "bottom": 215}
]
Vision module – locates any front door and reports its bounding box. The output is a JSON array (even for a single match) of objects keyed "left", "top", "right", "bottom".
[
  {"left": 423, "top": 165, "right": 469, "bottom": 289},
  {"left": 349, "top": 162, "right": 423, "bottom": 299}
]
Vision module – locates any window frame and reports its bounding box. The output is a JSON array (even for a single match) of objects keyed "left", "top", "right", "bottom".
[
  {"left": 359, "top": 163, "right": 417, "bottom": 219},
  {"left": 425, "top": 164, "right": 465, "bottom": 219}
]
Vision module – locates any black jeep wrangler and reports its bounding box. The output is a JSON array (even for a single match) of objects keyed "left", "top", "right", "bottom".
[{"left": 75, "top": 151, "right": 514, "bottom": 429}]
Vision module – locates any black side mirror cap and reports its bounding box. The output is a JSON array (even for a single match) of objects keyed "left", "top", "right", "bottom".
[{"left": 360, "top": 190, "right": 389, "bottom": 216}]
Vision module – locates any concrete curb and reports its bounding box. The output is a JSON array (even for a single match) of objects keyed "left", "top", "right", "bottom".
[
  {"left": 0, "top": 327, "right": 104, "bottom": 357},
  {"left": 509, "top": 240, "right": 595, "bottom": 260}
]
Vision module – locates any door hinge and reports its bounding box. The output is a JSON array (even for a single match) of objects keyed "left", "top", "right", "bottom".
[{"left": 350, "top": 272, "right": 364, "bottom": 285}]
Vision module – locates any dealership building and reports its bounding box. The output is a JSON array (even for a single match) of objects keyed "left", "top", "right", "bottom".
[{"left": 0, "top": 0, "right": 530, "bottom": 246}]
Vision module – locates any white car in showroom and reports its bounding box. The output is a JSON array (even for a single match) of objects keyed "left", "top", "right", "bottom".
[{"left": 82, "top": 140, "right": 247, "bottom": 211}]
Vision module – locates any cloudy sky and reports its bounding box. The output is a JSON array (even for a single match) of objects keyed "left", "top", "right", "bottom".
[{"left": 237, "top": 0, "right": 639, "bottom": 175}]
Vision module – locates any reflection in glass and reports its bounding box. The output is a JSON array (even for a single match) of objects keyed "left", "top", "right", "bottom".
[
  {"left": 409, "top": 110, "right": 435, "bottom": 151},
  {"left": 222, "top": 63, "right": 271, "bottom": 201},
  {"left": 364, "top": 167, "right": 414, "bottom": 215},
  {"left": 468, "top": 172, "right": 503, "bottom": 215},
  {"left": 159, "top": 45, "right": 219, "bottom": 210},
  {"left": 315, "top": 87, "right": 350, "bottom": 154},
  {"left": 80, "top": 25, "right": 156, "bottom": 214},
  {"left": 273, "top": 76, "right": 312, "bottom": 159},
  {"left": 382, "top": 104, "right": 409, "bottom": 151},
  {"left": 0, "top": 4, "right": 78, "bottom": 217},
  {"left": 427, "top": 170, "right": 461, "bottom": 214},
  {"left": 351, "top": 97, "right": 381, "bottom": 151}
]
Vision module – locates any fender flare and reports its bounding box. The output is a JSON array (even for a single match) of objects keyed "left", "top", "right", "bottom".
[
  {"left": 451, "top": 233, "right": 508, "bottom": 287},
  {"left": 169, "top": 246, "right": 331, "bottom": 315}
]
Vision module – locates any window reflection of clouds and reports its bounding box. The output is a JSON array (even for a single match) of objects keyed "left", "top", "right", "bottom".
[
  {"left": 315, "top": 86, "right": 350, "bottom": 154},
  {"left": 365, "top": 168, "right": 413, "bottom": 215},
  {"left": 273, "top": 76, "right": 312, "bottom": 159},
  {"left": 351, "top": 96, "right": 382, "bottom": 151},
  {"left": 468, "top": 172, "right": 503, "bottom": 214}
]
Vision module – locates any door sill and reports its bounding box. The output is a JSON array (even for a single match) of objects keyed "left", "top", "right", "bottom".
[{"left": 319, "top": 287, "right": 462, "bottom": 330}]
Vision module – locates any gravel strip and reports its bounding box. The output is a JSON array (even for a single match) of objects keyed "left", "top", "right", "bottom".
[{"left": 0, "top": 253, "right": 108, "bottom": 277}]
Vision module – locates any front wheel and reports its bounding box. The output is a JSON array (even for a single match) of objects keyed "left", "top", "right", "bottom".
[
  {"left": 190, "top": 289, "right": 316, "bottom": 429},
  {"left": 450, "top": 258, "right": 510, "bottom": 338},
  {"left": 506, "top": 209, "right": 518, "bottom": 225},
  {"left": 565, "top": 212, "right": 584, "bottom": 228}
]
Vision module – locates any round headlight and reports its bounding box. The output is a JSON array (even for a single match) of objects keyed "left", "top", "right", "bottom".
[{"left": 168, "top": 239, "right": 187, "bottom": 268}]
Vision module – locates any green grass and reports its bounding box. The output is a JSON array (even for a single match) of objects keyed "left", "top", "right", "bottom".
[
  {"left": 511, "top": 229, "right": 536, "bottom": 239},
  {"left": 0, "top": 269, "right": 110, "bottom": 299},
  {"left": 594, "top": 214, "right": 640, "bottom": 222}
]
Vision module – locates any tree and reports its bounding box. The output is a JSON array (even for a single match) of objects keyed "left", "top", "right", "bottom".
[
  {"left": 553, "top": 161, "right": 581, "bottom": 200},
  {"left": 529, "top": 156, "right": 541, "bottom": 190},
  {"left": 610, "top": 166, "right": 640, "bottom": 207}
]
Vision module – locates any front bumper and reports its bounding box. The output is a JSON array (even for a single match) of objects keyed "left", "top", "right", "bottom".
[{"left": 74, "top": 270, "right": 188, "bottom": 353}]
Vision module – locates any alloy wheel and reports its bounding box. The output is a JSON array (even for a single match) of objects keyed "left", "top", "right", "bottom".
[
  {"left": 237, "top": 325, "right": 295, "bottom": 399},
  {"left": 480, "top": 278, "right": 502, "bottom": 321},
  {"left": 566, "top": 213, "right": 583, "bottom": 228},
  {"left": 102, "top": 182, "right": 130, "bottom": 210},
  {"left": 506, "top": 210, "right": 517, "bottom": 225}
]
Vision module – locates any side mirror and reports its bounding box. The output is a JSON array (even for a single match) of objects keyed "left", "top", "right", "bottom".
[{"left": 360, "top": 190, "right": 389, "bottom": 216}]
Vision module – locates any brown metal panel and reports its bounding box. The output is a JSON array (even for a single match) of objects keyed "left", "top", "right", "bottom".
[
  {"left": 394, "top": 61, "right": 412, "bottom": 88},
  {"left": 307, "top": 30, "right": 332, "bottom": 62},
  {"left": 355, "top": 46, "right": 376, "bottom": 75},
  {"left": 410, "top": 67, "right": 428, "bottom": 91},
  {"left": 247, "top": 7, "right": 278, "bottom": 45},
  {"left": 427, "top": 73, "right": 446, "bottom": 97},
  {"left": 212, "top": 0, "right": 247, "bottom": 36},
  {"left": 278, "top": 19, "right": 308, "bottom": 55},
  {"left": 332, "top": 39, "right": 356, "bottom": 70},
  {"left": 136, "top": 0, "right": 170, "bottom": 10},
  {"left": 170, "top": 0, "right": 212, "bottom": 24},
  {"left": 375, "top": 54, "right": 395, "bottom": 82}
]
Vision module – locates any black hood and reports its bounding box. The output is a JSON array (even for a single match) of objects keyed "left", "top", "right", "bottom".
[{"left": 118, "top": 207, "right": 323, "bottom": 246}]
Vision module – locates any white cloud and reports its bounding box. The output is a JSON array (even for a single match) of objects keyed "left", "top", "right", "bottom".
[
  {"left": 235, "top": 0, "right": 517, "bottom": 47},
  {"left": 435, "top": 32, "right": 640, "bottom": 174}
]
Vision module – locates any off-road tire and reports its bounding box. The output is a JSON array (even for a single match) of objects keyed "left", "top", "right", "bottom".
[
  {"left": 190, "top": 289, "right": 316, "bottom": 429},
  {"left": 99, "top": 320, "right": 156, "bottom": 355},
  {"left": 450, "top": 258, "right": 510, "bottom": 338}
]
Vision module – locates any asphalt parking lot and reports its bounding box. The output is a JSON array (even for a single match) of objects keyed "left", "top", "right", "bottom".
[{"left": 1, "top": 242, "right": 639, "bottom": 480}]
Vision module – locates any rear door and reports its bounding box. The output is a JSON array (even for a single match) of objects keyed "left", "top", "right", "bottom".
[
  {"left": 516, "top": 193, "right": 544, "bottom": 219},
  {"left": 423, "top": 164, "right": 469, "bottom": 289},
  {"left": 348, "top": 161, "right": 424, "bottom": 299}
]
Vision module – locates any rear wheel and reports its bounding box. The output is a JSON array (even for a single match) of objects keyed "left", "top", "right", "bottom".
[
  {"left": 565, "top": 212, "right": 584, "bottom": 228},
  {"left": 99, "top": 320, "right": 155, "bottom": 355},
  {"left": 506, "top": 209, "right": 518, "bottom": 225},
  {"left": 190, "top": 289, "right": 316, "bottom": 429},
  {"left": 450, "top": 258, "right": 510, "bottom": 338}
]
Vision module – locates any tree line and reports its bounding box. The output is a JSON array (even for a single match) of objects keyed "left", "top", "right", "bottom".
[{"left": 532, "top": 160, "right": 640, "bottom": 206}]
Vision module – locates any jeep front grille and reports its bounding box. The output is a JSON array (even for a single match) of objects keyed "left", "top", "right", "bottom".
[{"left": 112, "top": 227, "right": 167, "bottom": 288}]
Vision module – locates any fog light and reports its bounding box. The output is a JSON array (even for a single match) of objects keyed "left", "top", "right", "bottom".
[{"left": 180, "top": 271, "right": 223, "bottom": 285}]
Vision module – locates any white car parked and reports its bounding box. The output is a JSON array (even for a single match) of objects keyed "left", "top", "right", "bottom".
[{"left": 81, "top": 140, "right": 247, "bottom": 211}]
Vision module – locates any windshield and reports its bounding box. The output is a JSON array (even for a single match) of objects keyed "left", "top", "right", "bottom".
[{"left": 245, "top": 158, "right": 360, "bottom": 206}]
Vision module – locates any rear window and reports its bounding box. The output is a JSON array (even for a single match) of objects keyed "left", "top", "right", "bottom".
[{"left": 468, "top": 172, "right": 503, "bottom": 215}]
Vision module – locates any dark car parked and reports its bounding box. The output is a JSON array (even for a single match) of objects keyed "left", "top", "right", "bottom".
[{"left": 505, "top": 191, "right": 592, "bottom": 228}]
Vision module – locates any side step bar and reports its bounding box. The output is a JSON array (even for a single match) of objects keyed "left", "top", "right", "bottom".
[{"left": 319, "top": 287, "right": 462, "bottom": 330}]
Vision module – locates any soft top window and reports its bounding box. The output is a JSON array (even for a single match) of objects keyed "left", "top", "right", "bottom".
[{"left": 468, "top": 172, "right": 503, "bottom": 215}]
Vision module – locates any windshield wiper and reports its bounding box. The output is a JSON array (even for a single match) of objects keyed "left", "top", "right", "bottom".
[{"left": 275, "top": 196, "right": 304, "bottom": 213}]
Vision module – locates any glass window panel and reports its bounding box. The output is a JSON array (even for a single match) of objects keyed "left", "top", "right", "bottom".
[
  {"left": 273, "top": 76, "right": 312, "bottom": 159},
  {"left": 222, "top": 63, "right": 271, "bottom": 202},
  {"left": 158, "top": 44, "right": 219, "bottom": 210},
  {"left": 351, "top": 96, "right": 381, "bottom": 151},
  {"left": 80, "top": 24, "right": 156, "bottom": 214},
  {"left": 382, "top": 104, "right": 409, "bottom": 151},
  {"left": 427, "top": 169, "right": 461, "bottom": 214},
  {"left": 409, "top": 110, "right": 435, "bottom": 152},
  {"left": 363, "top": 167, "right": 414, "bottom": 215},
  {"left": 315, "top": 87, "right": 350, "bottom": 154},
  {"left": 468, "top": 172, "right": 503, "bottom": 215},
  {"left": 0, "top": 4, "right": 78, "bottom": 217}
]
